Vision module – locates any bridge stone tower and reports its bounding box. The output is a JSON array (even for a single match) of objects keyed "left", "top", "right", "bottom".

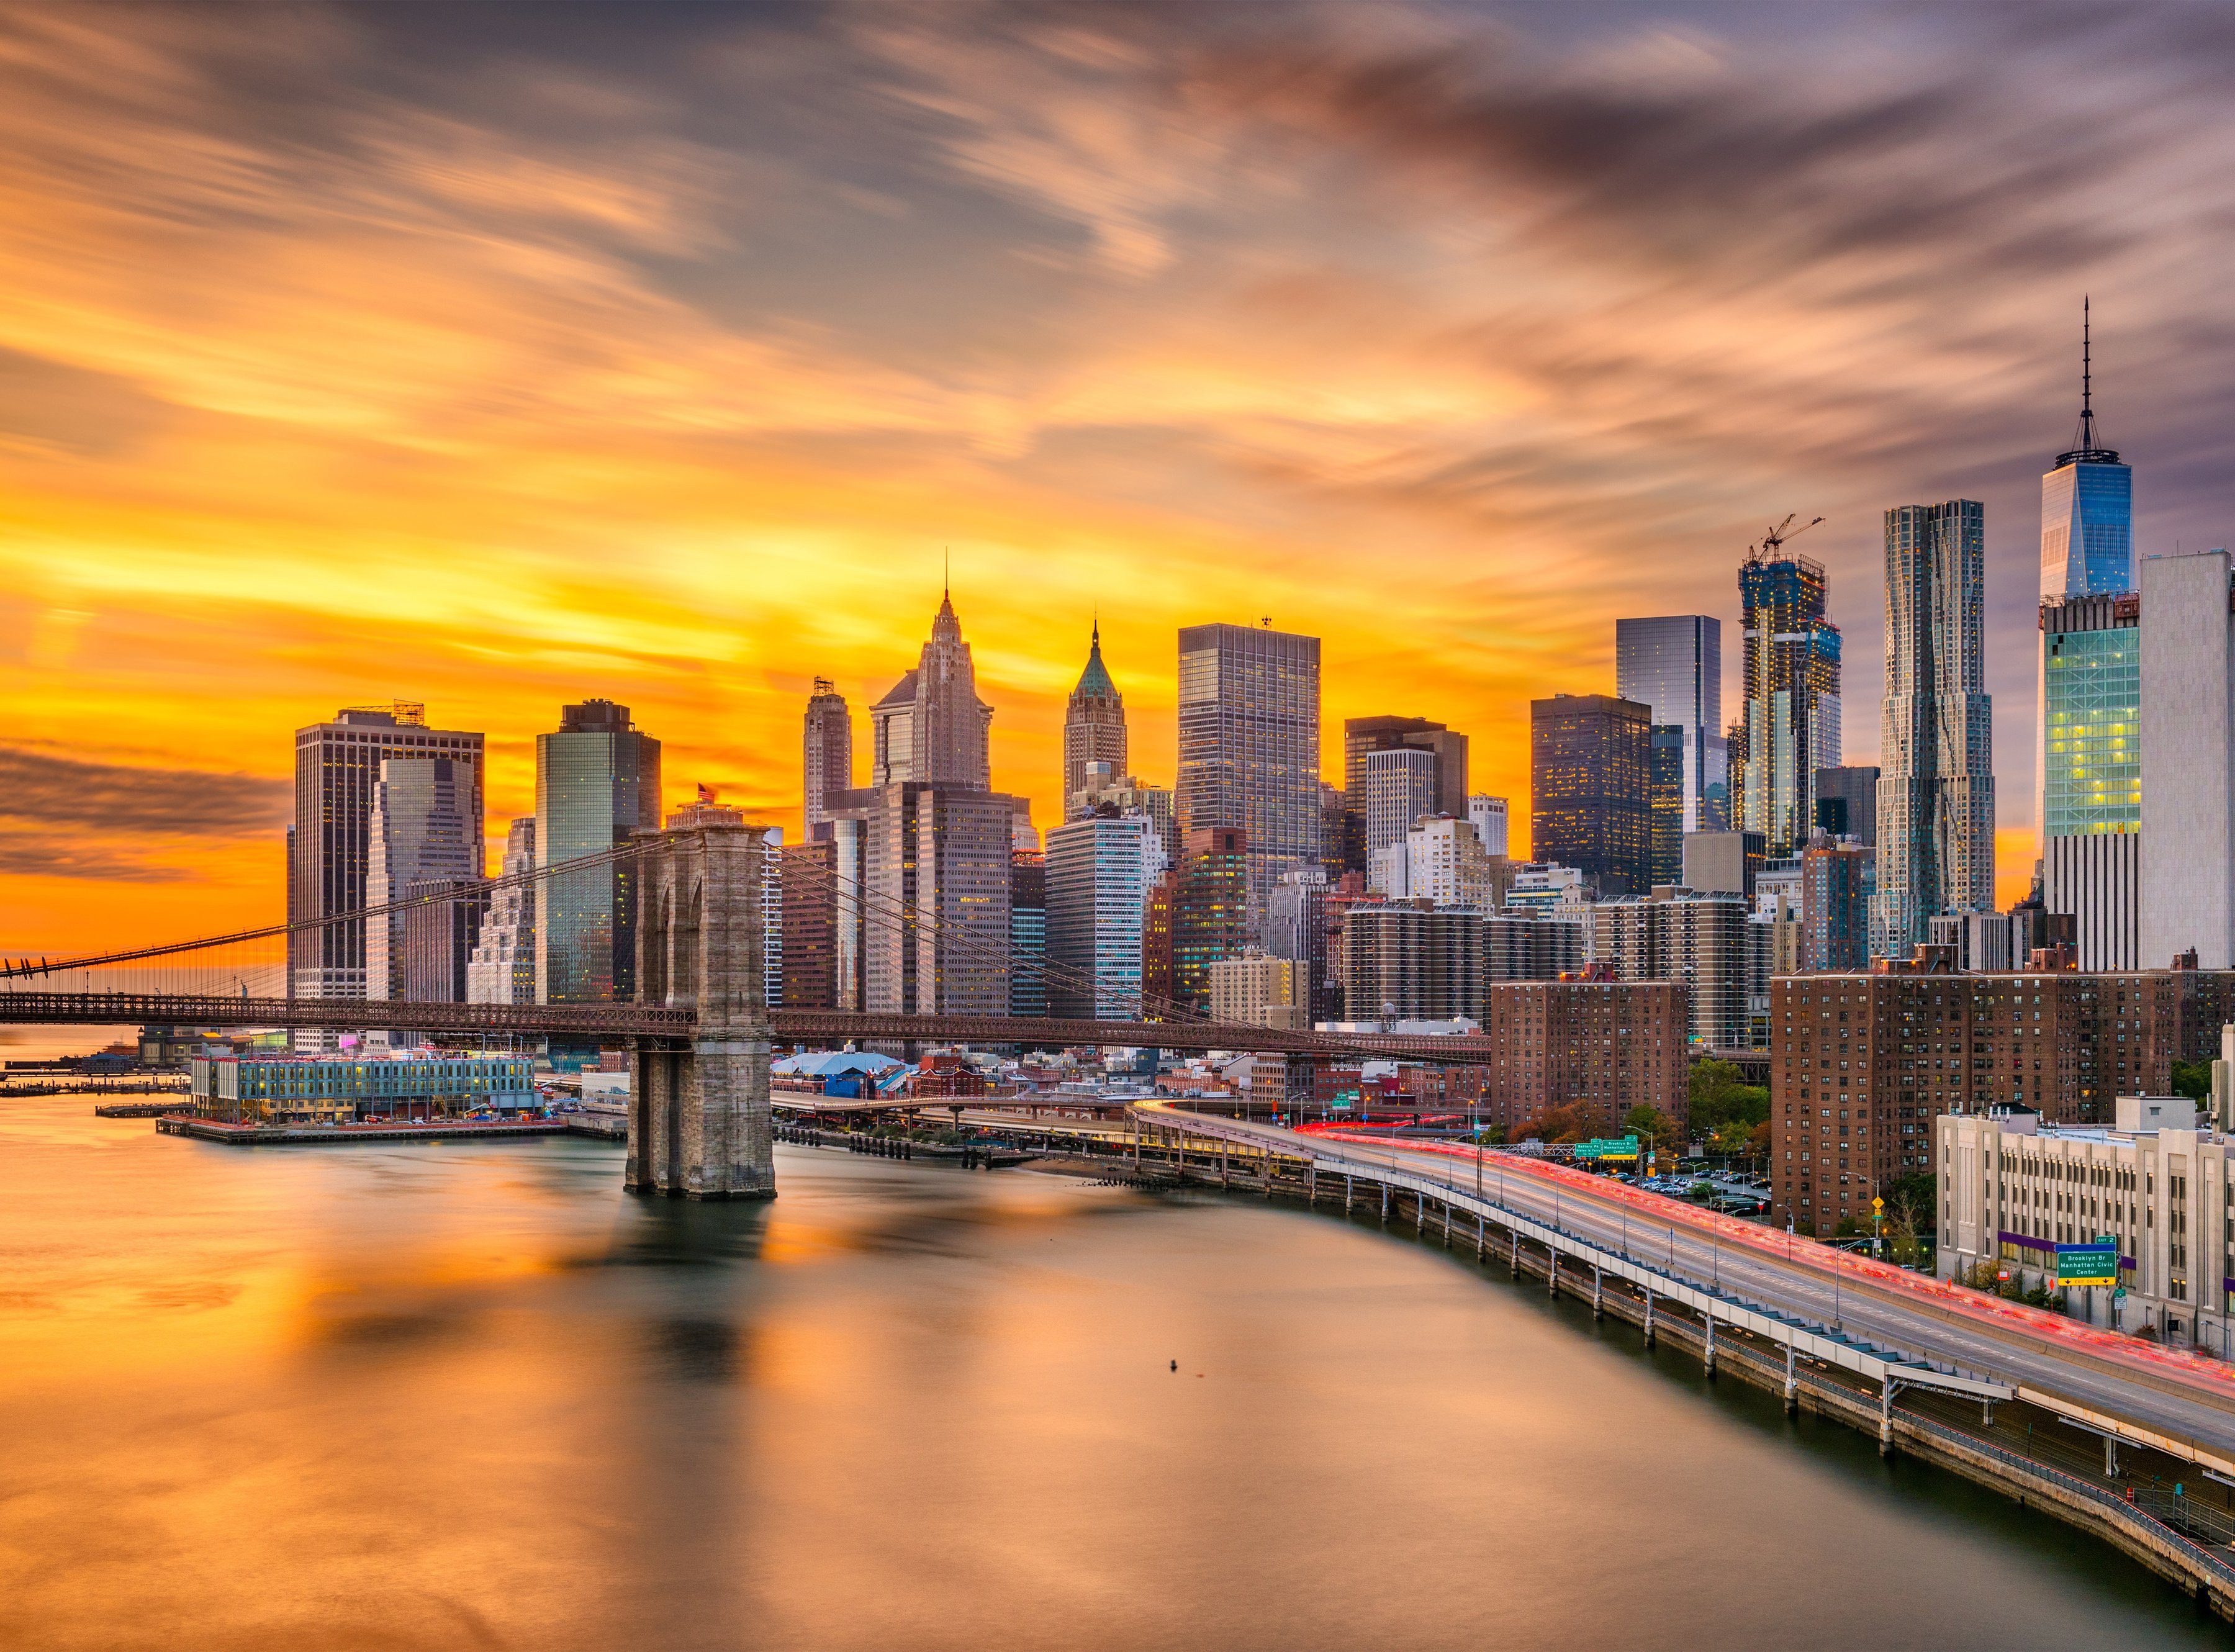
[{"left": 625, "top": 823, "right": 777, "bottom": 1199}]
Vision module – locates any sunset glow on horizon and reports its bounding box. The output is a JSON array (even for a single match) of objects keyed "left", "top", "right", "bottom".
[{"left": 8, "top": 1, "right": 2235, "bottom": 952}]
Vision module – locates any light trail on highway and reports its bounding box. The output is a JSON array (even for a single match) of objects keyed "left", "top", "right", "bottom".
[{"left": 1158, "top": 1107, "right": 2235, "bottom": 1460}]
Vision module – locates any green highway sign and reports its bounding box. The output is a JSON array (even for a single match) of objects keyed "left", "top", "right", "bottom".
[
  {"left": 2054, "top": 1241, "right": 2119, "bottom": 1288},
  {"left": 1572, "top": 1134, "right": 1640, "bottom": 1162}
]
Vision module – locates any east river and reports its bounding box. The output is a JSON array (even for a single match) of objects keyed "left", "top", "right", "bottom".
[{"left": 0, "top": 1095, "right": 2223, "bottom": 1650}]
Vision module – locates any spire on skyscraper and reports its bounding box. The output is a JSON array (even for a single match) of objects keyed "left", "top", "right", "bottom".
[{"left": 2059, "top": 296, "right": 2121, "bottom": 467}]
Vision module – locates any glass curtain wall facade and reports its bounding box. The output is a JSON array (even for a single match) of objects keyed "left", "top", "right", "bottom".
[
  {"left": 1648, "top": 724, "right": 1685, "bottom": 887},
  {"left": 1530, "top": 694, "right": 1651, "bottom": 897},
  {"left": 2044, "top": 595, "right": 2141, "bottom": 968},
  {"left": 2038, "top": 317, "right": 2136, "bottom": 969},
  {"left": 1732, "top": 559, "right": 1841, "bottom": 858},
  {"left": 1176, "top": 623, "right": 1321, "bottom": 934},
  {"left": 1872, "top": 502, "right": 1994, "bottom": 960},
  {"left": 1615, "top": 615, "right": 1727, "bottom": 831},
  {"left": 535, "top": 700, "right": 661, "bottom": 1004},
  {"left": 365, "top": 756, "right": 484, "bottom": 1005},
  {"left": 1045, "top": 815, "right": 1155, "bottom": 1018}
]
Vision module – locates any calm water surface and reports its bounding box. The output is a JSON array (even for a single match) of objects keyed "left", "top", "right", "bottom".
[{"left": 0, "top": 1095, "right": 2220, "bottom": 1651}]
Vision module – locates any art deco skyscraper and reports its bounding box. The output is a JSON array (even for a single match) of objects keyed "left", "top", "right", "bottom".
[
  {"left": 1062, "top": 621, "right": 1127, "bottom": 813},
  {"left": 1872, "top": 501, "right": 1993, "bottom": 959},
  {"left": 2039, "top": 304, "right": 2139, "bottom": 968},
  {"left": 802, "top": 678, "right": 853, "bottom": 843},
  {"left": 860, "top": 589, "right": 1013, "bottom": 1014},
  {"left": 870, "top": 587, "right": 993, "bottom": 788},
  {"left": 1176, "top": 621, "right": 1321, "bottom": 932},
  {"left": 1615, "top": 616, "right": 1726, "bottom": 832},
  {"left": 1732, "top": 553, "right": 1841, "bottom": 857}
]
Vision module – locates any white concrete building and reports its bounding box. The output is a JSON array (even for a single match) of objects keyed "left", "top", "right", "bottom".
[
  {"left": 1937, "top": 1093, "right": 2230, "bottom": 1352},
  {"left": 1467, "top": 794, "right": 1510, "bottom": 858},
  {"left": 2140, "top": 549, "right": 2235, "bottom": 969},
  {"left": 1363, "top": 746, "right": 1438, "bottom": 857}
]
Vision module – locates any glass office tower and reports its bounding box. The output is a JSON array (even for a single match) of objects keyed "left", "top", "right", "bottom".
[
  {"left": 2039, "top": 304, "right": 2138, "bottom": 967},
  {"left": 2039, "top": 304, "right": 2133, "bottom": 601},
  {"left": 1615, "top": 615, "right": 1726, "bottom": 832},
  {"left": 536, "top": 700, "right": 662, "bottom": 1004},
  {"left": 2042, "top": 594, "right": 2140, "bottom": 968},
  {"left": 1530, "top": 693, "right": 1652, "bottom": 897}
]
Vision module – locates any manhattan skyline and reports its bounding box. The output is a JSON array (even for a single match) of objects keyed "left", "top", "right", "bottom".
[{"left": 8, "top": 2, "right": 2235, "bottom": 954}]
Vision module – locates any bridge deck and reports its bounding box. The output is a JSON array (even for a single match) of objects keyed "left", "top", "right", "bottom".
[{"left": 0, "top": 993, "right": 1497, "bottom": 1060}]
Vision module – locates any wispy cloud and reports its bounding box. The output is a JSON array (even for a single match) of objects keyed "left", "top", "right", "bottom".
[{"left": 4, "top": 0, "right": 2234, "bottom": 935}]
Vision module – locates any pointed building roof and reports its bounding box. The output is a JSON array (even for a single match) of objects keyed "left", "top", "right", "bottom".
[
  {"left": 2057, "top": 295, "right": 2122, "bottom": 469},
  {"left": 1070, "top": 620, "right": 1120, "bottom": 704}
]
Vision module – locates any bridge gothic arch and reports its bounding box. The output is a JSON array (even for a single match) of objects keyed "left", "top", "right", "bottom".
[{"left": 623, "top": 825, "right": 775, "bottom": 1200}]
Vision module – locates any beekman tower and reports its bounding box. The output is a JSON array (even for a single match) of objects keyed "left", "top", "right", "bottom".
[{"left": 2038, "top": 301, "right": 2138, "bottom": 968}]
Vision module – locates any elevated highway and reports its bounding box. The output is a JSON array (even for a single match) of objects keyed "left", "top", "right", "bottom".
[{"left": 1134, "top": 1102, "right": 2235, "bottom": 1471}]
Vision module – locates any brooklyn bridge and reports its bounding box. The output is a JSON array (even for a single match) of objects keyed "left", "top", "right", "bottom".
[{"left": 0, "top": 821, "right": 1490, "bottom": 1198}]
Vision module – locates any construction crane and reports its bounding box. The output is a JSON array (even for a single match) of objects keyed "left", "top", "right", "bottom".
[{"left": 1746, "top": 513, "right": 1825, "bottom": 562}]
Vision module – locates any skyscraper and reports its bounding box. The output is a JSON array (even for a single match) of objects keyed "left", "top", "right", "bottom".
[
  {"left": 1813, "top": 765, "right": 1880, "bottom": 845},
  {"left": 779, "top": 839, "right": 840, "bottom": 1009},
  {"left": 535, "top": 699, "right": 661, "bottom": 1004},
  {"left": 1872, "top": 501, "right": 1993, "bottom": 959},
  {"left": 365, "top": 756, "right": 484, "bottom": 1003},
  {"left": 467, "top": 818, "right": 537, "bottom": 1006},
  {"left": 1172, "top": 826, "right": 1248, "bottom": 1010},
  {"left": 864, "top": 783, "right": 1013, "bottom": 1014},
  {"left": 2042, "top": 594, "right": 2140, "bottom": 968},
  {"left": 860, "top": 592, "right": 1014, "bottom": 1013},
  {"left": 2039, "top": 302, "right": 2134, "bottom": 602},
  {"left": 1008, "top": 850, "right": 1047, "bottom": 1018},
  {"left": 1647, "top": 724, "right": 1684, "bottom": 887},
  {"left": 1361, "top": 744, "right": 1438, "bottom": 859},
  {"left": 2140, "top": 551, "right": 2235, "bottom": 969},
  {"left": 1343, "top": 716, "right": 1468, "bottom": 821},
  {"left": 1530, "top": 693, "right": 1651, "bottom": 897},
  {"left": 802, "top": 678, "right": 853, "bottom": 843},
  {"left": 1615, "top": 616, "right": 1726, "bottom": 831},
  {"left": 1468, "top": 795, "right": 1509, "bottom": 858},
  {"left": 2039, "top": 306, "right": 2139, "bottom": 968},
  {"left": 1045, "top": 813, "right": 1158, "bottom": 1018},
  {"left": 871, "top": 589, "right": 992, "bottom": 788},
  {"left": 1176, "top": 622, "right": 1321, "bottom": 931},
  {"left": 1062, "top": 621, "right": 1127, "bottom": 814},
  {"left": 288, "top": 703, "right": 484, "bottom": 1029},
  {"left": 1732, "top": 554, "right": 1841, "bottom": 857},
  {"left": 1801, "top": 834, "right": 1872, "bottom": 972}
]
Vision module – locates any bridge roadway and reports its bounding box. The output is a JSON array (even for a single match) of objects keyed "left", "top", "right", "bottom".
[
  {"left": 1136, "top": 1104, "right": 2235, "bottom": 1469},
  {"left": 0, "top": 993, "right": 1496, "bottom": 1062}
]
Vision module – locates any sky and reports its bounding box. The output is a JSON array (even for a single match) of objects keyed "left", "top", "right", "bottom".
[{"left": 6, "top": 0, "right": 2235, "bottom": 954}]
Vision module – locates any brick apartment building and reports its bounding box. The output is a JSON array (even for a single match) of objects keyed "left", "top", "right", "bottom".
[
  {"left": 1771, "top": 970, "right": 2180, "bottom": 1235},
  {"left": 1478, "top": 978, "right": 1689, "bottom": 1138}
]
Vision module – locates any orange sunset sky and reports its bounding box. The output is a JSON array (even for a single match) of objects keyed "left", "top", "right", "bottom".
[{"left": 6, "top": 2, "right": 2235, "bottom": 955}]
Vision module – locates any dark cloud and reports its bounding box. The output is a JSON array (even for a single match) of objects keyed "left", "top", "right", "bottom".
[
  {"left": 0, "top": 747, "right": 288, "bottom": 839},
  {"left": 0, "top": 834, "right": 187, "bottom": 883}
]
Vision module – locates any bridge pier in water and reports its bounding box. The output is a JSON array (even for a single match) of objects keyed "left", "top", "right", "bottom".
[{"left": 625, "top": 823, "right": 777, "bottom": 1200}]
